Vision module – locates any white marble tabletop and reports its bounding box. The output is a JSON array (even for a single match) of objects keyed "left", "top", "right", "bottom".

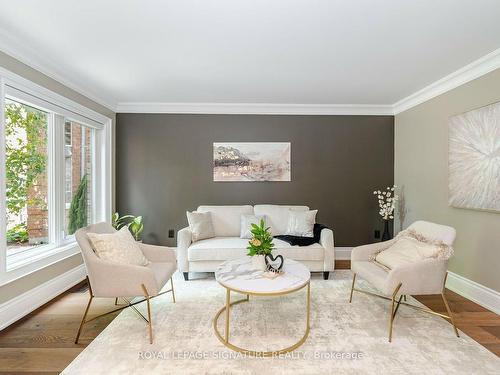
[{"left": 215, "top": 257, "right": 310, "bottom": 295}]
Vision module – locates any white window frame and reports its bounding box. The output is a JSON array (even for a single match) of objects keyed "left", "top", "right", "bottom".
[
  {"left": 0, "top": 67, "right": 112, "bottom": 286},
  {"left": 64, "top": 121, "right": 73, "bottom": 209}
]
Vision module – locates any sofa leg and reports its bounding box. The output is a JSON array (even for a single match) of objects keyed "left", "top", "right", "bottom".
[
  {"left": 323, "top": 271, "right": 330, "bottom": 280},
  {"left": 183, "top": 272, "right": 189, "bottom": 281}
]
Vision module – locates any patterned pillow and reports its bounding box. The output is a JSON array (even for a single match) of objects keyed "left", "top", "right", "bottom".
[
  {"left": 374, "top": 229, "right": 454, "bottom": 270},
  {"left": 186, "top": 211, "right": 215, "bottom": 242},
  {"left": 87, "top": 227, "right": 149, "bottom": 266},
  {"left": 285, "top": 210, "right": 318, "bottom": 237}
]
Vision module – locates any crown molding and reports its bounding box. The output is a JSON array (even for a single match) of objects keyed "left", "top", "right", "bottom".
[
  {"left": 116, "top": 102, "right": 394, "bottom": 115},
  {"left": 393, "top": 48, "right": 500, "bottom": 114},
  {"left": 1, "top": 23, "right": 498, "bottom": 116},
  {"left": 0, "top": 29, "right": 117, "bottom": 112}
]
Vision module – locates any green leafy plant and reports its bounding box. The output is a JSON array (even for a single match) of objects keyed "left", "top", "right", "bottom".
[
  {"left": 246, "top": 219, "right": 274, "bottom": 257},
  {"left": 112, "top": 213, "right": 144, "bottom": 241},
  {"left": 129, "top": 216, "right": 144, "bottom": 241},
  {"left": 67, "top": 175, "right": 88, "bottom": 235},
  {"left": 112, "top": 212, "right": 134, "bottom": 230},
  {"left": 7, "top": 223, "right": 29, "bottom": 244}
]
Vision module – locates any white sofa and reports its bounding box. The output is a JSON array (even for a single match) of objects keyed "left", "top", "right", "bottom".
[{"left": 177, "top": 205, "right": 335, "bottom": 280}]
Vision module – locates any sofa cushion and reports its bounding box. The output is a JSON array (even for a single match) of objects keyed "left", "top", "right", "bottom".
[
  {"left": 254, "top": 205, "right": 309, "bottom": 236},
  {"left": 197, "top": 205, "right": 253, "bottom": 237},
  {"left": 187, "top": 237, "right": 324, "bottom": 262},
  {"left": 186, "top": 211, "right": 215, "bottom": 242},
  {"left": 285, "top": 210, "right": 317, "bottom": 237}
]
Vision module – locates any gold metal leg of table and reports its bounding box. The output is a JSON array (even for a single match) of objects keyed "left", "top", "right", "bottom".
[{"left": 213, "top": 282, "right": 311, "bottom": 357}]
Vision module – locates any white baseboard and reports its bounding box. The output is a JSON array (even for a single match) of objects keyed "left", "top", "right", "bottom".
[
  {"left": 0, "top": 264, "right": 87, "bottom": 330},
  {"left": 445, "top": 271, "right": 500, "bottom": 315},
  {"left": 335, "top": 247, "right": 353, "bottom": 261}
]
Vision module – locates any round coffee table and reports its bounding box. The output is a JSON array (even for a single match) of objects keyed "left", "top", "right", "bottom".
[{"left": 213, "top": 257, "right": 311, "bottom": 356}]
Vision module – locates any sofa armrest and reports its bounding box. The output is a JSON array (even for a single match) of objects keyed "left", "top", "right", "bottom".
[
  {"left": 386, "top": 259, "right": 448, "bottom": 296},
  {"left": 320, "top": 228, "right": 335, "bottom": 271},
  {"left": 139, "top": 243, "right": 177, "bottom": 263},
  {"left": 176, "top": 226, "right": 192, "bottom": 272},
  {"left": 351, "top": 239, "right": 396, "bottom": 262},
  {"left": 87, "top": 258, "right": 159, "bottom": 297}
]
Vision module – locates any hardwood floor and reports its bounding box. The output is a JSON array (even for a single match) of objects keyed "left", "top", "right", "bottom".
[{"left": 0, "top": 261, "right": 498, "bottom": 374}]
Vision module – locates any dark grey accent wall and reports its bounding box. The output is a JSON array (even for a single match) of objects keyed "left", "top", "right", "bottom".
[{"left": 116, "top": 114, "right": 394, "bottom": 247}]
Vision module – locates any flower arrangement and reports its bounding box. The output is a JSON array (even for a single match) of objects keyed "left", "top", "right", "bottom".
[
  {"left": 247, "top": 219, "right": 274, "bottom": 257},
  {"left": 373, "top": 185, "right": 398, "bottom": 220}
]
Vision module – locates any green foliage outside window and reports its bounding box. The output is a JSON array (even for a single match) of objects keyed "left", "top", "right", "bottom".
[
  {"left": 5, "top": 102, "right": 47, "bottom": 243},
  {"left": 67, "top": 175, "right": 88, "bottom": 235},
  {"left": 5, "top": 102, "right": 47, "bottom": 215}
]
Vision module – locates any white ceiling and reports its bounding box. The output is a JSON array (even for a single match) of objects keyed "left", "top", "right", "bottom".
[{"left": 0, "top": 0, "right": 500, "bottom": 112}]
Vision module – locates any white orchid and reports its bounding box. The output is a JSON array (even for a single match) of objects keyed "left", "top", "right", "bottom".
[{"left": 373, "top": 185, "right": 398, "bottom": 220}]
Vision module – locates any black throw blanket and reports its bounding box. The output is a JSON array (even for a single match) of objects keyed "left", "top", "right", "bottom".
[{"left": 275, "top": 224, "right": 328, "bottom": 246}]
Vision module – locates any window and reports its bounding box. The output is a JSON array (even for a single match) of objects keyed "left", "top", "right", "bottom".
[
  {"left": 64, "top": 121, "right": 94, "bottom": 238},
  {"left": 5, "top": 99, "right": 50, "bottom": 255},
  {"left": 0, "top": 69, "right": 112, "bottom": 281}
]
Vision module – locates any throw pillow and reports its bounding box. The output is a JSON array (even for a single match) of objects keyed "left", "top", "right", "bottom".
[
  {"left": 375, "top": 229, "right": 454, "bottom": 270},
  {"left": 240, "top": 214, "right": 267, "bottom": 239},
  {"left": 186, "top": 211, "right": 215, "bottom": 242},
  {"left": 87, "top": 227, "right": 149, "bottom": 266},
  {"left": 285, "top": 209, "right": 317, "bottom": 237}
]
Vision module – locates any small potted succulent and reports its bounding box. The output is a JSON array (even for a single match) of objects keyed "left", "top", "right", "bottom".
[{"left": 247, "top": 219, "right": 274, "bottom": 270}]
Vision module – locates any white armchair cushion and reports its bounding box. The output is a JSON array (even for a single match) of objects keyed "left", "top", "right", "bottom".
[
  {"left": 285, "top": 209, "right": 317, "bottom": 237},
  {"left": 186, "top": 211, "right": 215, "bottom": 242},
  {"left": 87, "top": 227, "right": 149, "bottom": 266},
  {"left": 240, "top": 214, "right": 266, "bottom": 239},
  {"left": 375, "top": 237, "right": 437, "bottom": 269},
  {"left": 374, "top": 228, "right": 454, "bottom": 270}
]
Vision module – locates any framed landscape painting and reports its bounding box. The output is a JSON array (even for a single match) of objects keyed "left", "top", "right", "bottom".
[
  {"left": 448, "top": 101, "right": 500, "bottom": 212},
  {"left": 213, "top": 142, "right": 291, "bottom": 182}
]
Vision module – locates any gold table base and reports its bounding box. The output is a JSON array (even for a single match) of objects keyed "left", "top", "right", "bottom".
[{"left": 213, "top": 282, "right": 311, "bottom": 357}]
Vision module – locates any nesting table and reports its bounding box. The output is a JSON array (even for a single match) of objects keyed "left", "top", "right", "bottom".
[{"left": 213, "top": 257, "right": 311, "bottom": 356}]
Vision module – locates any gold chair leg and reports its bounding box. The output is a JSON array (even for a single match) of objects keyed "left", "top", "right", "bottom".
[
  {"left": 75, "top": 277, "right": 93, "bottom": 344},
  {"left": 349, "top": 273, "right": 356, "bottom": 303},
  {"left": 442, "top": 271, "right": 459, "bottom": 337},
  {"left": 141, "top": 284, "right": 153, "bottom": 344},
  {"left": 441, "top": 292, "right": 459, "bottom": 337},
  {"left": 388, "top": 283, "right": 403, "bottom": 343},
  {"left": 170, "top": 278, "right": 176, "bottom": 303}
]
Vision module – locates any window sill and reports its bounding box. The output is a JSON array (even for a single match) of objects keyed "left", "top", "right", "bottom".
[{"left": 0, "top": 242, "right": 81, "bottom": 286}]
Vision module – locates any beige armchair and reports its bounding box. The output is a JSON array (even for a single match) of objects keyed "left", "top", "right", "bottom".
[
  {"left": 74, "top": 222, "right": 177, "bottom": 344},
  {"left": 349, "top": 220, "right": 459, "bottom": 342}
]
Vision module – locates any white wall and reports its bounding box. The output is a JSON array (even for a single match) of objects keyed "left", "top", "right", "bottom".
[{"left": 395, "top": 68, "right": 500, "bottom": 291}]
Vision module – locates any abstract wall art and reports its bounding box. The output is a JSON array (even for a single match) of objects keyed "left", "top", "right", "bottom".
[
  {"left": 448, "top": 101, "right": 500, "bottom": 212},
  {"left": 213, "top": 142, "right": 291, "bottom": 181}
]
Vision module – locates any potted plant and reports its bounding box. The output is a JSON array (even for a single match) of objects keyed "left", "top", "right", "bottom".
[
  {"left": 129, "top": 216, "right": 144, "bottom": 241},
  {"left": 247, "top": 219, "right": 274, "bottom": 270},
  {"left": 112, "top": 212, "right": 144, "bottom": 242},
  {"left": 373, "top": 185, "right": 398, "bottom": 241}
]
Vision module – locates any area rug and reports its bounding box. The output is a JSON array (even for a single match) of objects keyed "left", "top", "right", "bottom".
[{"left": 62, "top": 270, "right": 498, "bottom": 374}]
